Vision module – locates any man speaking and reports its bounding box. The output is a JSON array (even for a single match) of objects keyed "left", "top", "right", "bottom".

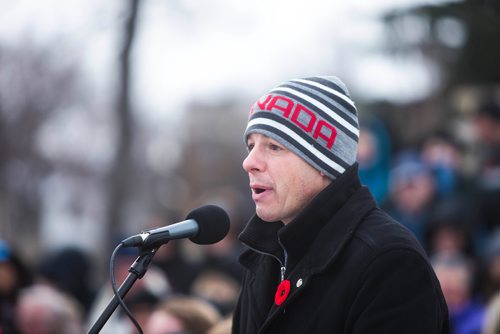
[{"left": 232, "top": 76, "right": 449, "bottom": 333}]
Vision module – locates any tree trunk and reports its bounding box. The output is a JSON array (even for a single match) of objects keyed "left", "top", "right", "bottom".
[{"left": 105, "top": 0, "right": 140, "bottom": 253}]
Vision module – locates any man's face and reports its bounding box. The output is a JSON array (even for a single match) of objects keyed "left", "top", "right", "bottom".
[{"left": 243, "top": 133, "right": 331, "bottom": 224}]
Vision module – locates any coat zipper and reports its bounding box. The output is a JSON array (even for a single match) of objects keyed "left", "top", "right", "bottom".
[
  {"left": 241, "top": 238, "right": 288, "bottom": 282},
  {"left": 278, "top": 237, "right": 288, "bottom": 282}
]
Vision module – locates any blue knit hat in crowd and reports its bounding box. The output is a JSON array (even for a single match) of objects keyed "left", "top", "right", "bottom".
[{"left": 244, "top": 76, "right": 359, "bottom": 179}]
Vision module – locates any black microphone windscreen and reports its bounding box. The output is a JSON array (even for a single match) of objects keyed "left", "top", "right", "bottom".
[{"left": 186, "top": 205, "right": 230, "bottom": 245}]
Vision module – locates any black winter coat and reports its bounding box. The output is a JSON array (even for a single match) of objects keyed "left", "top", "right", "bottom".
[{"left": 232, "top": 164, "right": 449, "bottom": 333}]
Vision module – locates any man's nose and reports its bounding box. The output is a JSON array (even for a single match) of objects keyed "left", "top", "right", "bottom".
[{"left": 242, "top": 147, "right": 265, "bottom": 173}]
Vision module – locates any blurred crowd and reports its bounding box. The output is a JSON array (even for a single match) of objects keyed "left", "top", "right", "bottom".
[
  {"left": 1, "top": 97, "right": 500, "bottom": 334},
  {"left": 0, "top": 192, "right": 246, "bottom": 334},
  {"left": 0, "top": 217, "right": 243, "bottom": 334},
  {"left": 358, "top": 97, "right": 500, "bottom": 334}
]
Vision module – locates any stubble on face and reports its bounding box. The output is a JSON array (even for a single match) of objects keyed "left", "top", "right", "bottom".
[{"left": 243, "top": 133, "right": 331, "bottom": 224}]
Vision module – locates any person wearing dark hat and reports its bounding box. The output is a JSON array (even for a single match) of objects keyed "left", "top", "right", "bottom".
[{"left": 232, "top": 76, "right": 449, "bottom": 333}]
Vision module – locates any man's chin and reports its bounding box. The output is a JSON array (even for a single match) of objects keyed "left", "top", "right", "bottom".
[{"left": 256, "top": 208, "right": 279, "bottom": 223}]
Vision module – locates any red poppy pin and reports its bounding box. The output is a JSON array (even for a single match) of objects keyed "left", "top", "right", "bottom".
[{"left": 274, "top": 279, "right": 291, "bottom": 306}]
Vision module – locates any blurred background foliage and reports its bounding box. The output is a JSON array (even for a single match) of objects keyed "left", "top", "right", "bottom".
[{"left": 0, "top": 0, "right": 499, "bottom": 270}]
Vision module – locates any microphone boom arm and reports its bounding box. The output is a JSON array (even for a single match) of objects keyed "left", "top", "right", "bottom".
[{"left": 87, "top": 246, "right": 158, "bottom": 334}]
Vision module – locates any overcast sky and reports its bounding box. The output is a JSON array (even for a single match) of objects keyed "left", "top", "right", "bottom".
[
  {"left": 0, "top": 0, "right": 458, "bottom": 123},
  {"left": 0, "top": 0, "right": 461, "bottom": 251}
]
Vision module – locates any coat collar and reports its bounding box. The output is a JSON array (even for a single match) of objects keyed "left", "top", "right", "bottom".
[{"left": 239, "top": 163, "right": 376, "bottom": 272}]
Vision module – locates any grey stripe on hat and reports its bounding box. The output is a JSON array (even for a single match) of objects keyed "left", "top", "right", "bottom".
[
  {"left": 287, "top": 79, "right": 358, "bottom": 123},
  {"left": 246, "top": 117, "right": 347, "bottom": 175},
  {"left": 271, "top": 86, "right": 359, "bottom": 142},
  {"left": 292, "top": 78, "right": 356, "bottom": 110},
  {"left": 245, "top": 124, "right": 342, "bottom": 179}
]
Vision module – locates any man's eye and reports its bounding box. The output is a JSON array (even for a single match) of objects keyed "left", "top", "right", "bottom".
[
  {"left": 247, "top": 143, "right": 254, "bottom": 152},
  {"left": 269, "top": 143, "right": 282, "bottom": 151}
]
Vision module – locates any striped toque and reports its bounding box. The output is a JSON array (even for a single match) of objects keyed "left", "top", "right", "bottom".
[{"left": 244, "top": 76, "right": 359, "bottom": 179}]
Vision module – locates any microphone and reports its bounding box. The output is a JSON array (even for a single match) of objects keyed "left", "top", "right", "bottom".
[{"left": 120, "top": 205, "right": 230, "bottom": 249}]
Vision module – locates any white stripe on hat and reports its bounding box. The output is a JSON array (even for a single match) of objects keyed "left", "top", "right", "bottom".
[
  {"left": 291, "top": 78, "right": 356, "bottom": 109},
  {"left": 246, "top": 117, "right": 346, "bottom": 174},
  {"left": 270, "top": 86, "right": 360, "bottom": 137}
]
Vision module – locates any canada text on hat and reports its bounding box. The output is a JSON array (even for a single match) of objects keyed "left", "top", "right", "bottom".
[{"left": 244, "top": 76, "right": 359, "bottom": 179}]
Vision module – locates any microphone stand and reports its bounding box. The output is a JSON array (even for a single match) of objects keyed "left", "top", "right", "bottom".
[{"left": 88, "top": 246, "right": 158, "bottom": 334}]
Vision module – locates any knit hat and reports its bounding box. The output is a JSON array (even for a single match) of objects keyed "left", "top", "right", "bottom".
[{"left": 244, "top": 76, "right": 359, "bottom": 179}]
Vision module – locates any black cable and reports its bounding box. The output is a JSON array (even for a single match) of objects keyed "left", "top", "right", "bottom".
[{"left": 110, "top": 243, "right": 143, "bottom": 334}]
